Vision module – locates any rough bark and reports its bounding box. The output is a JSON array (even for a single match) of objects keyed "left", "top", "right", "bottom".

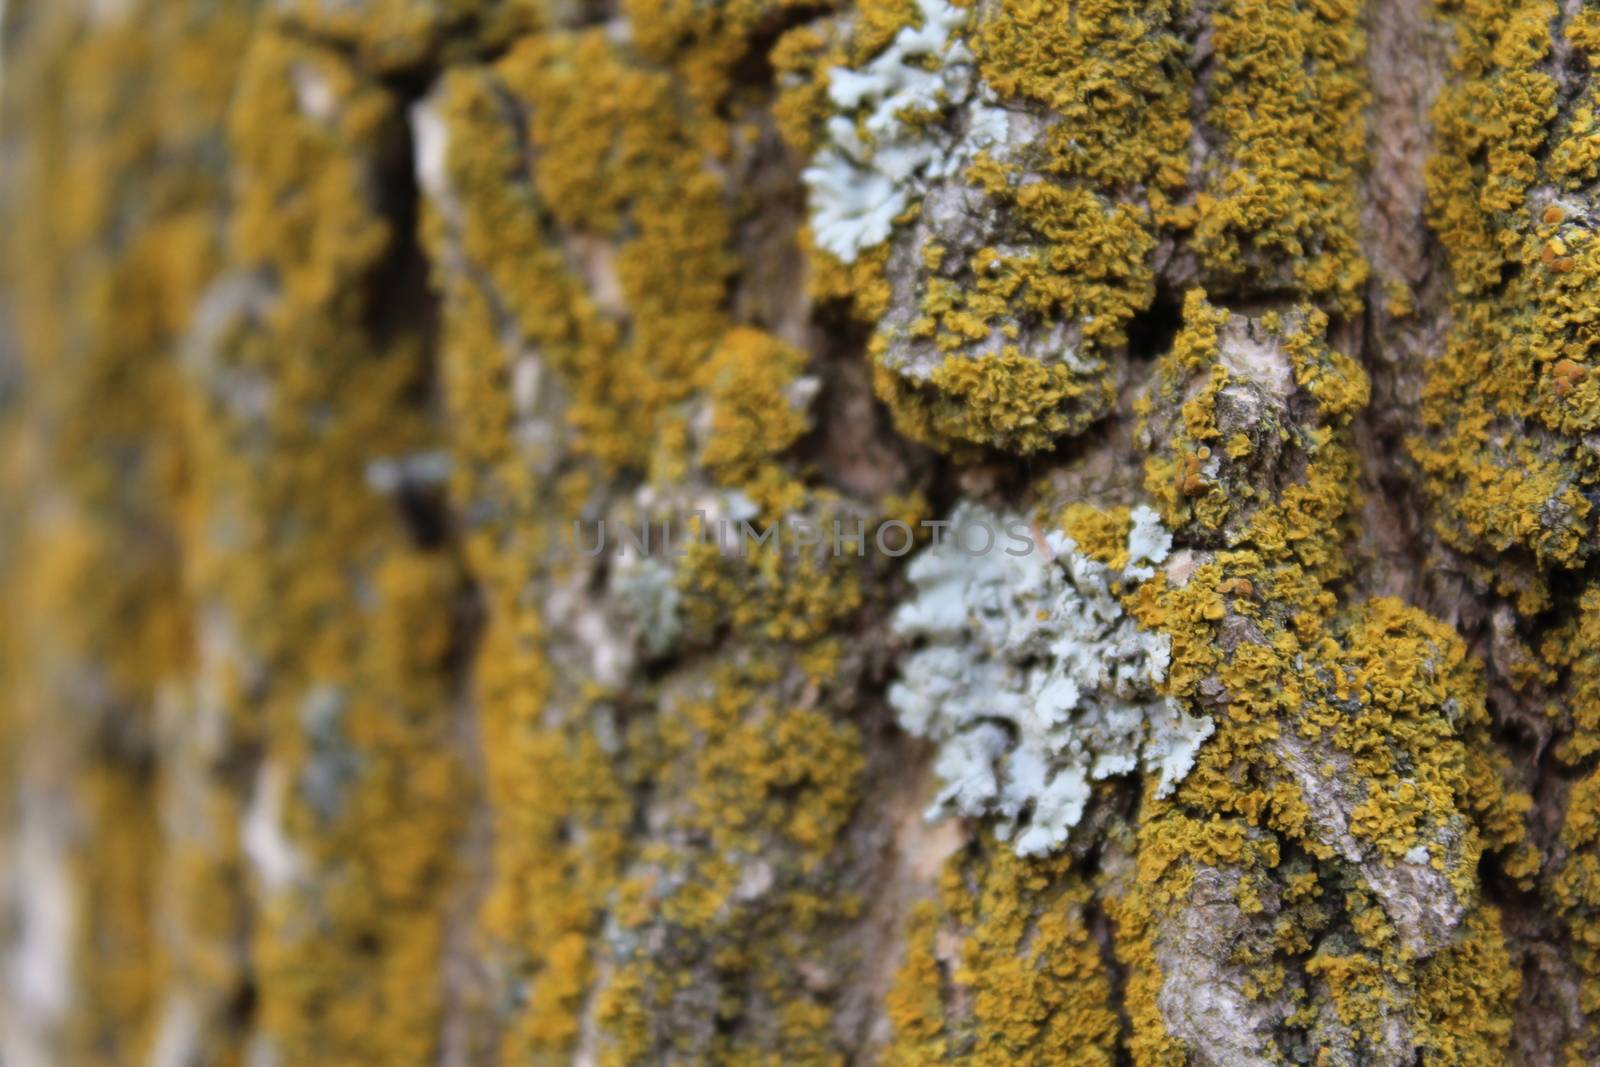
[{"left": 2, "top": 0, "right": 1600, "bottom": 1064}]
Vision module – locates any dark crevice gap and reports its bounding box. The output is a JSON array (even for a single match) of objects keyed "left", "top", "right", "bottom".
[
  {"left": 369, "top": 74, "right": 439, "bottom": 359},
  {"left": 1081, "top": 826, "right": 1138, "bottom": 1067},
  {"left": 367, "top": 70, "right": 458, "bottom": 556},
  {"left": 726, "top": 3, "right": 834, "bottom": 94},
  {"left": 1125, "top": 279, "right": 1182, "bottom": 362},
  {"left": 374, "top": 60, "right": 507, "bottom": 1067}
]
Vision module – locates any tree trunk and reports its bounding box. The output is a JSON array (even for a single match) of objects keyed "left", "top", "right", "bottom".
[{"left": 2, "top": 0, "right": 1599, "bottom": 1063}]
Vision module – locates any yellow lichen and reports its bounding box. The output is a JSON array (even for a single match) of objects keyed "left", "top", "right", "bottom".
[
  {"left": 886, "top": 841, "right": 1120, "bottom": 1065},
  {"left": 1416, "top": 0, "right": 1600, "bottom": 603},
  {"left": 1113, "top": 289, "right": 1530, "bottom": 1062},
  {"left": 1191, "top": 0, "right": 1368, "bottom": 312}
]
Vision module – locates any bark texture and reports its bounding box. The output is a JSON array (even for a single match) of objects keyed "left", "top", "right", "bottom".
[{"left": 2, "top": 0, "right": 1600, "bottom": 1064}]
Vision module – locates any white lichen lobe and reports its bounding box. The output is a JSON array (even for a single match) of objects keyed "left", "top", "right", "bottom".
[
  {"left": 804, "top": 0, "right": 1008, "bottom": 262},
  {"left": 889, "top": 504, "right": 1210, "bottom": 855}
]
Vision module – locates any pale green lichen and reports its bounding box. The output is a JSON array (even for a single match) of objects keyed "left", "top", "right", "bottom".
[{"left": 889, "top": 502, "right": 1210, "bottom": 856}]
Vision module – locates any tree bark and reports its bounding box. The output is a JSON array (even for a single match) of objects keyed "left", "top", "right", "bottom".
[{"left": 2, "top": 0, "right": 1599, "bottom": 1064}]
